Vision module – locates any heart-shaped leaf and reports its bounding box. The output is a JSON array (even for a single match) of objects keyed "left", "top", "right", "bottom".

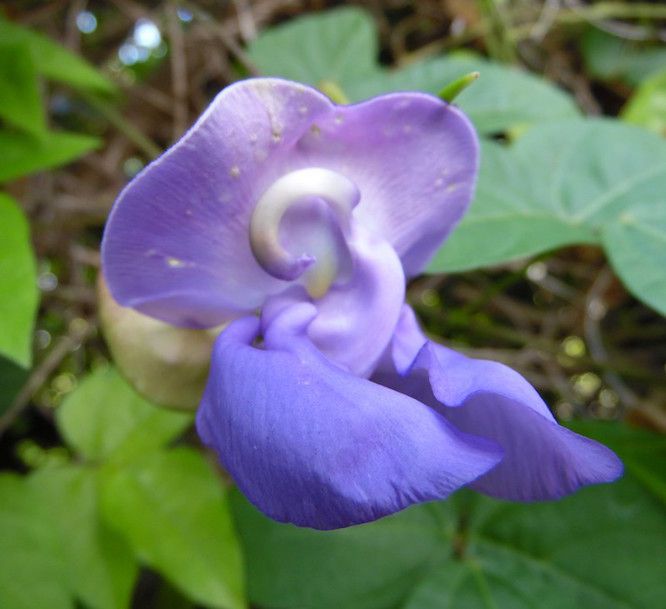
[
  {"left": 247, "top": 8, "right": 579, "bottom": 134},
  {"left": 430, "top": 119, "right": 666, "bottom": 314}
]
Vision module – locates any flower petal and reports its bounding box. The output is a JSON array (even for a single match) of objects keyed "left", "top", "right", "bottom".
[
  {"left": 259, "top": 221, "right": 404, "bottom": 377},
  {"left": 196, "top": 304, "right": 502, "bottom": 530},
  {"left": 103, "top": 80, "right": 478, "bottom": 328},
  {"left": 294, "top": 93, "right": 479, "bottom": 275},
  {"left": 376, "top": 304, "right": 428, "bottom": 375},
  {"left": 375, "top": 307, "right": 623, "bottom": 501},
  {"left": 307, "top": 222, "right": 406, "bottom": 376},
  {"left": 102, "top": 79, "right": 334, "bottom": 327}
]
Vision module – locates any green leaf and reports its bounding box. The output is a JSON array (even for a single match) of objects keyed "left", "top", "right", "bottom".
[
  {"left": 234, "top": 423, "right": 665, "bottom": 609},
  {"left": 347, "top": 54, "right": 580, "bottom": 134},
  {"left": 0, "top": 193, "right": 38, "bottom": 367},
  {"left": 0, "top": 475, "right": 72, "bottom": 609},
  {"left": 56, "top": 366, "right": 192, "bottom": 462},
  {"left": 407, "top": 458, "right": 666, "bottom": 609},
  {"left": 405, "top": 479, "right": 665, "bottom": 609},
  {"left": 0, "top": 17, "right": 116, "bottom": 95},
  {"left": 582, "top": 28, "right": 666, "bottom": 87},
  {"left": 100, "top": 448, "right": 245, "bottom": 609},
  {"left": 0, "top": 356, "right": 29, "bottom": 416},
  {"left": 622, "top": 69, "right": 666, "bottom": 136},
  {"left": 231, "top": 491, "right": 449, "bottom": 609},
  {"left": 248, "top": 8, "right": 579, "bottom": 134},
  {"left": 430, "top": 119, "right": 666, "bottom": 314},
  {"left": 0, "top": 40, "right": 45, "bottom": 135},
  {"left": 247, "top": 7, "right": 377, "bottom": 89},
  {"left": 0, "top": 129, "right": 100, "bottom": 183},
  {"left": 28, "top": 466, "right": 137, "bottom": 609},
  {"left": 603, "top": 201, "right": 666, "bottom": 318}
]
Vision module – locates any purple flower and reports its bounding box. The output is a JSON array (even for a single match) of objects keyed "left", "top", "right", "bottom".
[{"left": 102, "top": 78, "right": 622, "bottom": 530}]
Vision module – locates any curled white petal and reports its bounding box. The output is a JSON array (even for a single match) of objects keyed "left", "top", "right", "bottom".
[{"left": 249, "top": 167, "right": 360, "bottom": 289}]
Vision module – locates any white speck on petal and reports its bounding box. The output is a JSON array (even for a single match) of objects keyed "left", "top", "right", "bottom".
[
  {"left": 310, "top": 124, "right": 321, "bottom": 136},
  {"left": 253, "top": 81, "right": 285, "bottom": 143},
  {"left": 334, "top": 114, "right": 344, "bottom": 124},
  {"left": 299, "top": 105, "right": 308, "bottom": 115},
  {"left": 229, "top": 165, "right": 241, "bottom": 178},
  {"left": 166, "top": 257, "right": 186, "bottom": 268}
]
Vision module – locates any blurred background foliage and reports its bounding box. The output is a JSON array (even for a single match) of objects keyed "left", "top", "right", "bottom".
[{"left": 0, "top": 1, "right": 665, "bottom": 608}]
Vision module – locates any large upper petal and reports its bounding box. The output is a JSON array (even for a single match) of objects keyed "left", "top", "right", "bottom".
[
  {"left": 293, "top": 92, "right": 479, "bottom": 275},
  {"left": 196, "top": 304, "right": 502, "bottom": 530},
  {"left": 103, "top": 79, "right": 479, "bottom": 329},
  {"left": 102, "top": 79, "right": 335, "bottom": 327},
  {"left": 375, "top": 306, "right": 623, "bottom": 501}
]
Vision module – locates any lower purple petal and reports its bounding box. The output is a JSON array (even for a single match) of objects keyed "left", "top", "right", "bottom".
[
  {"left": 196, "top": 305, "right": 502, "bottom": 530},
  {"left": 375, "top": 306, "right": 623, "bottom": 501},
  {"left": 443, "top": 390, "right": 624, "bottom": 500}
]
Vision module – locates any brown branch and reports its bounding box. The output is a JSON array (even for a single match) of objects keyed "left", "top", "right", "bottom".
[
  {"left": 0, "top": 320, "right": 96, "bottom": 438},
  {"left": 167, "top": 1, "right": 189, "bottom": 141}
]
